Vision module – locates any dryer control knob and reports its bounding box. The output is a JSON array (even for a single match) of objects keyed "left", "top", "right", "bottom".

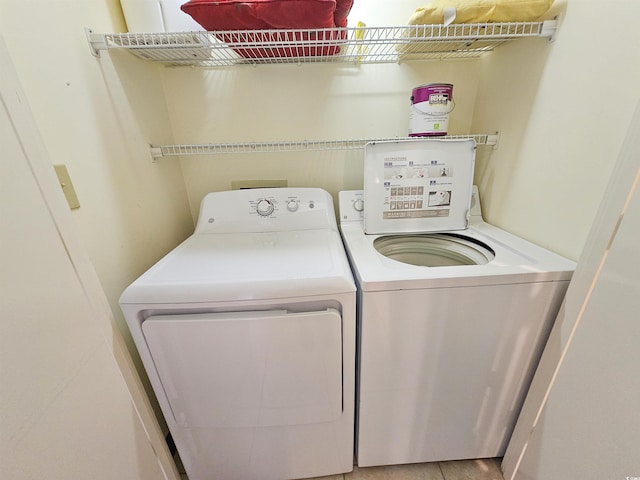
[
  {"left": 353, "top": 199, "right": 364, "bottom": 212},
  {"left": 286, "top": 200, "right": 299, "bottom": 212},
  {"left": 256, "top": 199, "right": 274, "bottom": 216}
]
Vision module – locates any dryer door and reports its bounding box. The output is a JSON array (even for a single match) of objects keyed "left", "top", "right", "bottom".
[{"left": 141, "top": 309, "right": 343, "bottom": 428}]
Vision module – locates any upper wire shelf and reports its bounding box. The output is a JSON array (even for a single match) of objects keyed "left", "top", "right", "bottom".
[
  {"left": 149, "top": 134, "right": 499, "bottom": 157},
  {"left": 87, "top": 20, "right": 556, "bottom": 66}
]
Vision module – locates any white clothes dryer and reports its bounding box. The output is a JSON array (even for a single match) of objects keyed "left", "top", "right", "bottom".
[
  {"left": 120, "top": 188, "right": 356, "bottom": 480},
  {"left": 339, "top": 139, "right": 575, "bottom": 467}
]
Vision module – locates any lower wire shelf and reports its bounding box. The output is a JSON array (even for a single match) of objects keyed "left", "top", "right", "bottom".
[{"left": 150, "top": 134, "right": 499, "bottom": 158}]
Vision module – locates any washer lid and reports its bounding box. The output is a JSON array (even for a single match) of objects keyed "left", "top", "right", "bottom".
[{"left": 364, "top": 138, "right": 475, "bottom": 234}]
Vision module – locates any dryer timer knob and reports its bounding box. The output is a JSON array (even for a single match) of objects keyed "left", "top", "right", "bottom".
[
  {"left": 256, "top": 199, "right": 274, "bottom": 216},
  {"left": 353, "top": 199, "right": 364, "bottom": 212}
]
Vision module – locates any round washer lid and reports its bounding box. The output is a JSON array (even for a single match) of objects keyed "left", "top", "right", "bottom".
[{"left": 364, "top": 138, "right": 476, "bottom": 234}]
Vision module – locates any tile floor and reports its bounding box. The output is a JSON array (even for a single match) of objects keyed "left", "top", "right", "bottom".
[
  {"left": 180, "top": 458, "right": 505, "bottom": 480},
  {"left": 308, "top": 458, "right": 504, "bottom": 480}
]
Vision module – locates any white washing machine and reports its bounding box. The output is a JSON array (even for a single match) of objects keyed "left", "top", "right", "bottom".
[
  {"left": 339, "top": 139, "right": 575, "bottom": 467},
  {"left": 120, "top": 188, "right": 356, "bottom": 480}
]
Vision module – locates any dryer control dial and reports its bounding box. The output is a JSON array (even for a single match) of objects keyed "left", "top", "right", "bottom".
[
  {"left": 256, "top": 199, "right": 275, "bottom": 216},
  {"left": 286, "top": 200, "right": 299, "bottom": 212},
  {"left": 353, "top": 199, "right": 364, "bottom": 212}
]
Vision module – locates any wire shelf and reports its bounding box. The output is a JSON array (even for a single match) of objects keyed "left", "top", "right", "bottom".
[
  {"left": 150, "top": 134, "right": 499, "bottom": 157},
  {"left": 88, "top": 21, "right": 555, "bottom": 66}
]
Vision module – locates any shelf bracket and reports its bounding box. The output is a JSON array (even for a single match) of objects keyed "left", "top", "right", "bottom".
[
  {"left": 486, "top": 133, "right": 500, "bottom": 150},
  {"left": 541, "top": 17, "right": 559, "bottom": 42},
  {"left": 85, "top": 28, "right": 106, "bottom": 57},
  {"left": 150, "top": 146, "right": 164, "bottom": 159}
]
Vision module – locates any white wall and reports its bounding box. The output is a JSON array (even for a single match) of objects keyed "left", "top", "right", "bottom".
[{"left": 472, "top": 0, "right": 640, "bottom": 260}]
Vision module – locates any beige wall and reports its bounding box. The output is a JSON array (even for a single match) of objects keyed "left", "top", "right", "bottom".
[
  {"left": 164, "top": 59, "right": 480, "bottom": 220},
  {"left": 502, "top": 100, "right": 640, "bottom": 480},
  {"left": 0, "top": 0, "right": 193, "bottom": 357},
  {"left": 163, "top": 0, "right": 478, "bottom": 218},
  {"left": 161, "top": 1, "right": 480, "bottom": 220},
  {"left": 10, "top": 0, "right": 620, "bottom": 318},
  {"left": 472, "top": 0, "right": 640, "bottom": 260},
  {"left": 168, "top": 0, "right": 640, "bottom": 262},
  {"left": 3, "top": 0, "right": 640, "bottom": 474},
  {"left": 1, "top": 37, "right": 178, "bottom": 479},
  {"left": 4, "top": 0, "right": 638, "bottom": 347}
]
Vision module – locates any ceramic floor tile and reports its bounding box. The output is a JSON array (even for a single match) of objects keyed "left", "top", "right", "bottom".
[
  {"left": 439, "top": 458, "right": 504, "bottom": 480},
  {"left": 345, "top": 463, "right": 444, "bottom": 480}
]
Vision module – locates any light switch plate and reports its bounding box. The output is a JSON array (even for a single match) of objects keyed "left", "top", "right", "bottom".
[{"left": 53, "top": 165, "right": 80, "bottom": 209}]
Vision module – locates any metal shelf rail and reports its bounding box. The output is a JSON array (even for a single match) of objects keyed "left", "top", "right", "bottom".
[
  {"left": 87, "top": 21, "right": 556, "bottom": 66},
  {"left": 149, "top": 134, "right": 499, "bottom": 158}
]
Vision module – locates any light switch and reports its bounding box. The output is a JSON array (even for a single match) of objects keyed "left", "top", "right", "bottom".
[{"left": 53, "top": 164, "right": 80, "bottom": 209}]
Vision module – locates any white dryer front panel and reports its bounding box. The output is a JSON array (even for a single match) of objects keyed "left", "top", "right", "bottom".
[{"left": 142, "top": 309, "right": 343, "bottom": 429}]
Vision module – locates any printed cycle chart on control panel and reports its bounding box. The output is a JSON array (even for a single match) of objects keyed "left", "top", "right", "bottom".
[{"left": 382, "top": 157, "right": 454, "bottom": 220}]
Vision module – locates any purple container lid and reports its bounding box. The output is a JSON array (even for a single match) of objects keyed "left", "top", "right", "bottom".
[{"left": 411, "top": 83, "right": 454, "bottom": 104}]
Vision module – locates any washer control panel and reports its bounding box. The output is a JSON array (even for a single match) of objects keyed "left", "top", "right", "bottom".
[
  {"left": 339, "top": 191, "right": 365, "bottom": 223},
  {"left": 195, "top": 188, "right": 338, "bottom": 234}
]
